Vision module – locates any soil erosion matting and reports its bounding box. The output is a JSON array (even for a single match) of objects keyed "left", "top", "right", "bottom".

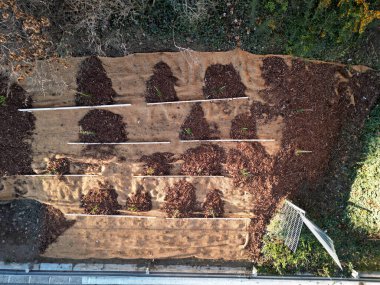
[
  {"left": 145, "top": 61, "right": 178, "bottom": 103},
  {"left": 139, "top": 152, "right": 175, "bottom": 175},
  {"left": 163, "top": 180, "right": 197, "bottom": 218},
  {"left": 75, "top": 56, "right": 118, "bottom": 106},
  {"left": 81, "top": 182, "right": 121, "bottom": 215}
]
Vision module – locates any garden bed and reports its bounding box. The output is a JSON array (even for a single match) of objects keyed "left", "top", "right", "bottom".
[{"left": 0, "top": 51, "right": 378, "bottom": 265}]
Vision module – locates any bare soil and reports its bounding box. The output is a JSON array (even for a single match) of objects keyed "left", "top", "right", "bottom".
[
  {"left": 180, "top": 144, "right": 226, "bottom": 176},
  {"left": 145, "top": 62, "right": 179, "bottom": 103},
  {"left": 126, "top": 189, "right": 152, "bottom": 212},
  {"left": 80, "top": 182, "right": 121, "bottom": 215},
  {"left": 203, "top": 64, "right": 246, "bottom": 99},
  {"left": 163, "top": 180, "right": 197, "bottom": 218},
  {"left": 78, "top": 109, "right": 128, "bottom": 142},
  {"left": 202, "top": 189, "right": 225, "bottom": 218},
  {"left": 179, "top": 103, "right": 220, "bottom": 140},
  {"left": 139, "top": 152, "right": 175, "bottom": 175},
  {"left": 75, "top": 56, "right": 117, "bottom": 106}
]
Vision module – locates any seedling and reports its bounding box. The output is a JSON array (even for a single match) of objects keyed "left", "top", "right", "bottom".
[
  {"left": 90, "top": 204, "right": 99, "bottom": 215},
  {"left": 241, "top": 127, "right": 249, "bottom": 132},
  {"left": 154, "top": 86, "right": 163, "bottom": 97},
  {"left": 79, "top": 127, "right": 96, "bottom": 136},
  {"left": 240, "top": 168, "right": 251, "bottom": 177},
  {"left": 127, "top": 205, "right": 138, "bottom": 212},
  {"left": 0, "top": 95, "right": 6, "bottom": 106},
  {"left": 294, "top": 108, "right": 313, "bottom": 113},
  {"left": 145, "top": 166, "right": 155, "bottom": 176},
  {"left": 295, "top": 149, "right": 313, "bottom": 156},
  {"left": 77, "top": 91, "right": 92, "bottom": 97},
  {"left": 182, "top": 128, "right": 193, "bottom": 135}
]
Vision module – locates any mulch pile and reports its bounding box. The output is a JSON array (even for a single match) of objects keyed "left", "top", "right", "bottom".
[
  {"left": 80, "top": 182, "right": 121, "bottom": 215},
  {"left": 163, "top": 180, "right": 197, "bottom": 218},
  {"left": 139, "top": 152, "right": 175, "bottom": 175},
  {"left": 126, "top": 189, "right": 152, "bottom": 212},
  {"left": 181, "top": 144, "right": 226, "bottom": 176},
  {"left": 202, "top": 189, "right": 225, "bottom": 218},
  {"left": 39, "top": 204, "right": 76, "bottom": 252},
  {"left": 0, "top": 75, "right": 35, "bottom": 176},
  {"left": 145, "top": 61, "right": 178, "bottom": 103},
  {"left": 78, "top": 109, "right": 127, "bottom": 143},
  {"left": 0, "top": 199, "right": 74, "bottom": 261},
  {"left": 47, "top": 157, "right": 70, "bottom": 175},
  {"left": 239, "top": 57, "right": 380, "bottom": 259},
  {"left": 179, "top": 103, "right": 219, "bottom": 140},
  {"left": 75, "top": 56, "right": 117, "bottom": 106},
  {"left": 203, "top": 64, "right": 246, "bottom": 99}
]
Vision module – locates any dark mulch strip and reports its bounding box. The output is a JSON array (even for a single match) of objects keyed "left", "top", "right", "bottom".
[
  {"left": 47, "top": 157, "right": 70, "bottom": 175},
  {"left": 181, "top": 144, "right": 226, "bottom": 176},
  {"left": 145, "top": 61, "right": 178, "bottom": 103},
  {"left": 203, "top": 64, "right": 246, "bottom": 99},
  {"left": 78, "top": 109, "right": 127, "bottom": 143},
  {"left": 0, "top": 75, "right": 35, "bottom": 176},
  {"left": 80, "top": 182, "right": 121, "bottom": 215},
  {"left": 179, "top": 103, "right": 219, "bottom": 140},
  {"left": 163, "top": 180, "right": 197, "bottom": 218},
  {"left": 75, "top": 56, "right": 117, "bottom": 106},
  {"left": 126, "top": 189, "right": 152, "bottom": 212},
  {"left": 0, "top": 199, "right": 74, "bottom": 261},
  {"left": 139, "top": 152, "right": 175, "bottom": 175},
  {"left": 202, "top": 189, "right": 224, "bottom": 218}
]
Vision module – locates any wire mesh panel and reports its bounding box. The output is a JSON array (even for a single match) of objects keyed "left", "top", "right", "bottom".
[
  {"left": 278, "top": 200, "right": 305, "bottom": 252},
  {"left": 278, "top": 200, "right": 342, "bottom": 269}
]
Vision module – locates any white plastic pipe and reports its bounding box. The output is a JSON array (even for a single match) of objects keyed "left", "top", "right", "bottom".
[
  {"left": 68, "top": 142, "right": 171, "bottom": 145},
  {"left": 133, "top": 175, "right": 225, "bottom": 178},
  {"left": 18, "top": 103, "right": 132, "bottom": 112},
  {"left": 147, "top": 97, "right": 248, "bottom": 105},
  {"left": 180, "top": 139, "right": 275, "bottom": 143}
]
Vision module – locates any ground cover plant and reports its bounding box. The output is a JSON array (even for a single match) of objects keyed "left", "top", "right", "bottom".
[
  {"left": 75, "top": 56, "right": 118, "bottom": 106},
  {"left": 139, "top": 152, "right": 175, "bottom": 176},
  {"left": 145, "top": 61, "right": 178, "bottom": 103},
  {"left": 163, "top": 180, "right": 197, "bottom": 218},
  {"left": 179, "top": 103, "right": 219, "bottom": 140},
  {"left": 80, "top": 182, "right": 121, "bottom": 215},
  {"left": 203, "top": 64, "right": 246, "bottom": 99}
]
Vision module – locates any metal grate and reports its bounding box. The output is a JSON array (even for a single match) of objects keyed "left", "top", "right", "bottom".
[{"left": 278, "top": 200, "right": 342, "bottom": 269}]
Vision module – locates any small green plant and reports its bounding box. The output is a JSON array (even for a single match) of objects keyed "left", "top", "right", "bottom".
[
  {"left": 240, "top": 168, "right": 251, "bottom": 177},
  {"left": 0, "top": 95, "right": 6, "bottom": 106},
  {"left": 145, "top": 166, "right": 155, "bottom": 176},
  {"left": 241, "top": 127, "right": 249, "bottom": 132},
  {"left": 295, "top": 149, "right": 313, "bottom": 156},
  {"left": 182, "top": 128, "right": 193, "bottom": 135},
  {"left": 127, "top": 205, "right": 138, "bottom": 212},
  {"left": 154, "top": 86, "right": 163, "bottom": 97},
  {"left": 79, "top": 129, "right": 96, "bottom": 136},
  {"left": 90, "top": 204, "right": 99, "bottom": 215},
  {"left": 77, "top": 91, "right": 92, "bottom": 97}
]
